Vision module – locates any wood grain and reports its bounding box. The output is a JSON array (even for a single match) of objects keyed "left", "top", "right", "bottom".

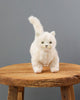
[
  {"left": 17, "top": 87, "right": 24, "bottom": 100},
  {"left": 70, "top": 86, "right": 75, "bottom": 100},
  {"left": 61, "top": 86, "right": 71, "bottom": 100},
  {"left": 7, "top": 86, "right": 18, "bottom": 100},
  {"left": 61, "top": 85, "right": 75, "bottom": 100},
  {"left": 0, "top": 63, "right": 80, "bottom": 87}
]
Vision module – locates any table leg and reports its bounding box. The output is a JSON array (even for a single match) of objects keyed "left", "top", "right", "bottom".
[
  {"left": 70, "top": 86, "right": 75, "bottom": 100},
  {"left": 60, "top": 85, "right": 75, "bottom": 100},
  {"left": 17, "top": 87, "right": 24, "bottom": 100},
  {"left": 7, "top": 86, "right": 18, "bottom": 100}
]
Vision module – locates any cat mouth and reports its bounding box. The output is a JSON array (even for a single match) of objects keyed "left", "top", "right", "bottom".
[
  {"left": 45, "top": 46, "right": 51, "bottom": 49},
  {"left": 44, "top": 48, "right": 50, "bottom": 51}
]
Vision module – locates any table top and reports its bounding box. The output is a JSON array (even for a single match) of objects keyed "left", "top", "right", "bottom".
[{"left": 0, "top": 63, "right": 80, "bottom": 87}]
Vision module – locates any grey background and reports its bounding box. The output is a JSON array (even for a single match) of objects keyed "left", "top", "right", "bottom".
[{"left": 0, "top": 0, "right": 80, "bottom": 100}]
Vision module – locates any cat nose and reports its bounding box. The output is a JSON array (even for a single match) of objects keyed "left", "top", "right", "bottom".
[{"left": 45, "top": 45, "right": 48, "bottom": 47}]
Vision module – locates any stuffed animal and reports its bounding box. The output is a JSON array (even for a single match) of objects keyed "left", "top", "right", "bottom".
[{"left": 28, "top": 16, "right": 59, "bottom": 73}]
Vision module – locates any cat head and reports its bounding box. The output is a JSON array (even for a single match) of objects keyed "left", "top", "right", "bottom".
[{"left": 35, "top": 31, "right": 56, "bottom": 51}]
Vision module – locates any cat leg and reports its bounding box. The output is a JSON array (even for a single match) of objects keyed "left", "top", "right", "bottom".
[
  {"left": 32, "top": 61, "right": 43, "bottom": 73},
  {"left": 50, "top": 55, "right": 59, "bottom": 72}
]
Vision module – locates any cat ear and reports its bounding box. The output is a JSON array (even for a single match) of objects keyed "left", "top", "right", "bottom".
[{"left": 51, "top": 31, "right": 56, "bottom": 36}]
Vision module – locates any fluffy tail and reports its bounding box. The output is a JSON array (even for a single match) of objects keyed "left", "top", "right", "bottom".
[{"left": 28, "top": 16, "right": 44, "bottom": 35}]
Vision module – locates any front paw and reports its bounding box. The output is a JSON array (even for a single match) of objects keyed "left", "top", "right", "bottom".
[
  {"left": 50, "top": 67, "right": 59, "bottom": 73},
  {"left": 33, "top": 66, "right": 43, "bottom": 73}
]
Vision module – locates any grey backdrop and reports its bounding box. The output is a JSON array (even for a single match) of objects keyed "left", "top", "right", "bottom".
[{"left": 0, "top": 0, "right": 80, "bottom": 100}]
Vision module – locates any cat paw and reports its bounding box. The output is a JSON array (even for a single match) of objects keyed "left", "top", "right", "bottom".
[
  {"left": 33, "top": 66, "right": 43, "bottom": 73},
  {"left": 50, "top": 67, "right": 59, "bottom": 73}
]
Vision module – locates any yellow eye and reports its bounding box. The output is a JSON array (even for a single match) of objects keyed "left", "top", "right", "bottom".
[
  {"left": 49, "top": 41, "right": 52, "bottom": 44},
  {"left": 41, "top": 41, "right": 44, "bottom": 44}
]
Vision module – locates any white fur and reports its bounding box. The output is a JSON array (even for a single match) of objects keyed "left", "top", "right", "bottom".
[
  {"left": 28, "top": 16, "right": 44, "bottom": 39},
  {"left": 28, "top": 16, "right": 59, "bottom": 73}
]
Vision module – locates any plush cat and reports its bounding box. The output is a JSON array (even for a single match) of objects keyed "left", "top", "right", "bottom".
[{"left": 28, "top": 16, "right": 59, "bottom": 73}]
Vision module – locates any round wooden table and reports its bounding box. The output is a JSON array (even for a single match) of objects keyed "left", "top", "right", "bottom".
[{"left": 0, "top": 63, "right": 80, "bottom": 100}]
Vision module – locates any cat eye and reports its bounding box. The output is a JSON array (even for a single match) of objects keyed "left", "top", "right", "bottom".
[
  {"left": 41, "top": 41, "right": 44, "bottom": 44},
  {"left": 49, "top": 41, "right": 52, "bottom": 44}
]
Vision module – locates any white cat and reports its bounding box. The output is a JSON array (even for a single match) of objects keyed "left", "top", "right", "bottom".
[{"left": 28, "top": 16, "right": 59, "bottom": 73}]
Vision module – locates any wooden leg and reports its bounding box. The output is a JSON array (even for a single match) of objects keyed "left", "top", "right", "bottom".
[
  {"left": 70, "top": 86, "right": 75, "bottom": 100},
  {"left": 17, "top": 87, "right": 24, "bottom": 100},
  {"left": 60, "top": 85, "right": 75, "bottom": 100},
  {"left": 8, "top": 86, "right": 18, "bottom": 100}
]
